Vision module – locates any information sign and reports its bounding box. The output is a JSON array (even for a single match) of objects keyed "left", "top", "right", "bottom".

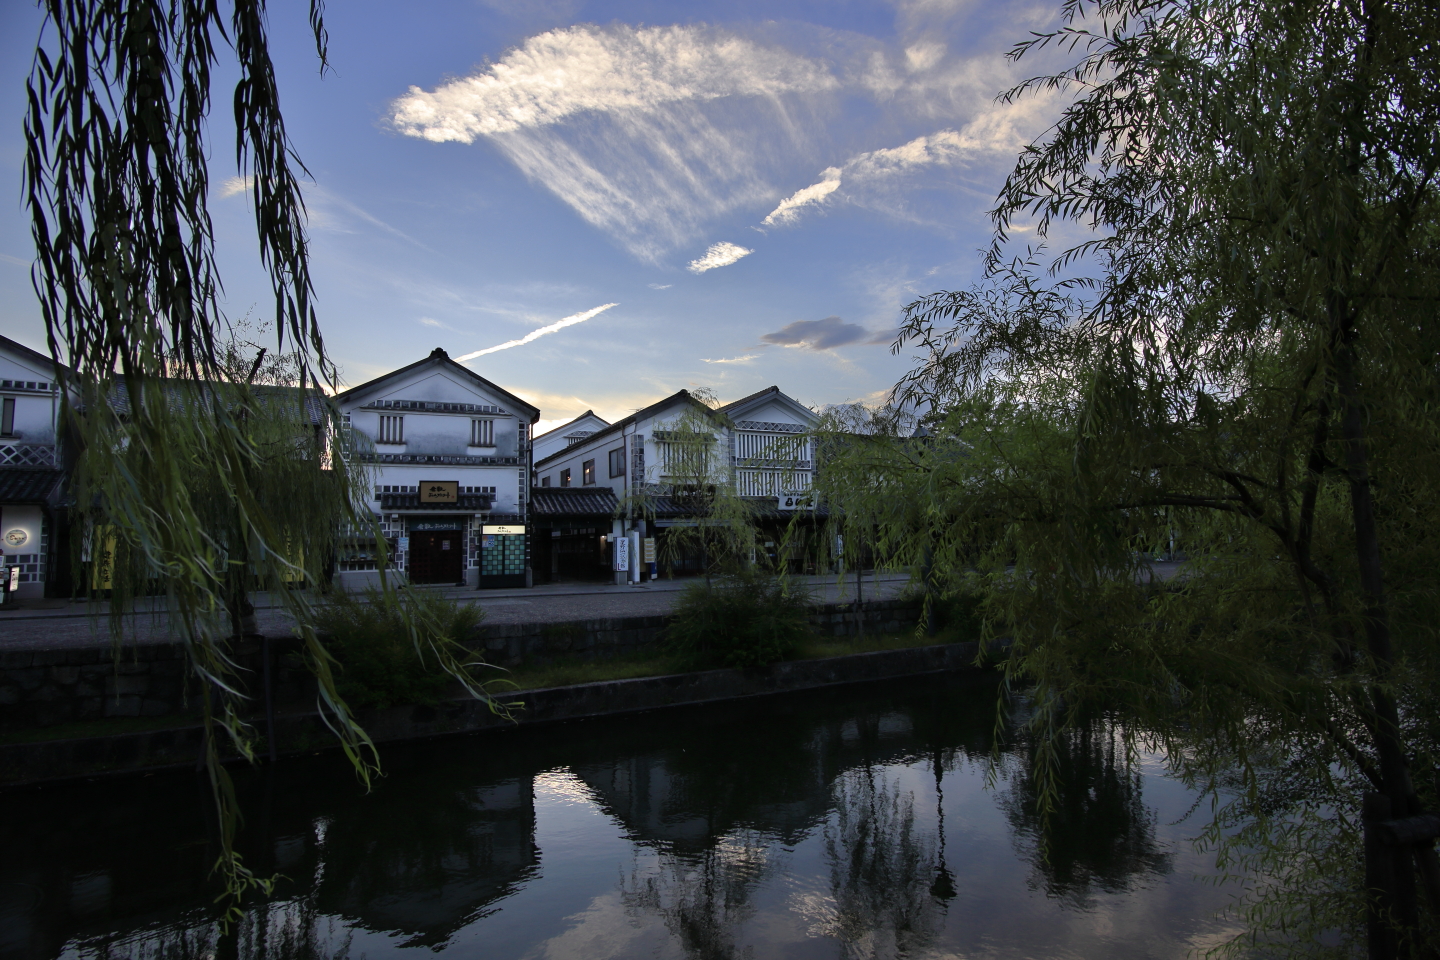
[
  {"left": 612, "top": 536, "right": 630, "bottom": 571},
  {"left": 642, "top": 537, "right": 656, "bottom": 563},
  {"left": 483, "top": 525, "right": 524, "bottom": 535},
  {"left": 420, "top": 480, "right": 459, "bottom": 503}
]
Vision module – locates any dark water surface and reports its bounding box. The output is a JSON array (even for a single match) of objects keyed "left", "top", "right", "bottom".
[{"left": 0, "top": 675, "right": 1241, "bottom": 959}]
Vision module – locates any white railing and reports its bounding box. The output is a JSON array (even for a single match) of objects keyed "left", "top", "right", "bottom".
[
  {"left": 0, "top": 443, "right": 55, "bottom": 468},
  {"left": 735, "top": 431, "right": 809, "bottom": 461},
  {"left": 736, "top": 469, "right": 812, "bottom": 498}
]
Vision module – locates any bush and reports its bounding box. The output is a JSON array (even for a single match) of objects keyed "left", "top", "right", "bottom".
[
  {"left": 665, "top": 570, "right": 814, "bottom": 669},
  {"left": 315, "top": 588, "right": 485, "bottom": 709}
]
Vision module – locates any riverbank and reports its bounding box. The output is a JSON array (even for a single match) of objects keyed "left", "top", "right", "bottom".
[{"left": 0, "top": 637, "right": 992, "bottom": 787}]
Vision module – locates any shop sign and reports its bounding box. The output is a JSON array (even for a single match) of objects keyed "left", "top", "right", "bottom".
[
  {"left": 642, "top": 537, "right": 656, "bottom": 563},
  {"left": 612, "top": 536, "right": 629, "bottom": 571},
  {"left": 483, "top": 525, "right": 524, "bottom": 535},
  {"left": 420, "top": 480, "right": 459, "bottom": 503},
  {"left": 778, "top": 494, "right": 815, "bottom": 511}
]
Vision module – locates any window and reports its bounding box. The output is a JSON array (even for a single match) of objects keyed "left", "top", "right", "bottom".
[
  {"left": 541, "top": 476, "right": 551, "bottom": 487},
  {"left": 471, "top": 418, "right": 494, "bottom": 446},
  {"left": 378, "top": 415, "right": 403, "bottom": 444},
  {"left": 582, "top": 459, "right": 596, "bottom": 485},
  {"left": 0, "top": 398, "right": 13, "bottom": 437},
  {"left": 560, "top": 468, "right": 571, "bottom": 487},
  {"left": 608, "top": 447, "right": 626, "bottom": 478}
]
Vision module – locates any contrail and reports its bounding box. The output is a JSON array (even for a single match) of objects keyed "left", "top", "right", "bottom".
[{"left": 455, "top": 303, "right": 618, "bottom": 361}]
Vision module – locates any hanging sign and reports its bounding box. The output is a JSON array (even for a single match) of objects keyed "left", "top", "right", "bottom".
[
  {"left": 483, "top": 525, "right": 524, "bottom": 535},
  {"left": 612, "top": 536, "right": 630, "bottom": 571},
  {"left": 420, "top": 480, "right": 459, "bottom": 503}
]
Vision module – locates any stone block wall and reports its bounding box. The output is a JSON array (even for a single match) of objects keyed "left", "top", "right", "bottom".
[{"left": 0, "top": 599, "right": 923, "bottom": 731}]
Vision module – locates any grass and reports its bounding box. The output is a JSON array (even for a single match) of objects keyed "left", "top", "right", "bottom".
[{"left": 0, "top": 713, "right": 200, "bottom": 746}]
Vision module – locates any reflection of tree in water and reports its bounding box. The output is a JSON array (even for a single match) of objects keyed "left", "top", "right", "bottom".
[
  {"left": 621, "top": 829, "right": 776, "bottom": 960},
  {"left": 999, "top": 717, "right": 1173, "bottom": 907},
  {"left": 81, "top": 898, "right": 352, "bottom": 960},
  {"left": 822, "top": 764, "right": 947, "bottom": 959}
]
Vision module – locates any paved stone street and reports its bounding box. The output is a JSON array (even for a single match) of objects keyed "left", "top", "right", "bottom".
[{"left": 0, "top": 573, "right": 915, "bottom": 651}]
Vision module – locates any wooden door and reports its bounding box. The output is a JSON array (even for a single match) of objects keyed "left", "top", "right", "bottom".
[{"left": 408, "top": 530, "right": 464, "bottom": 584}]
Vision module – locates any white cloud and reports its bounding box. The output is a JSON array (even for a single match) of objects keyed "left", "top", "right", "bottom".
[
  {"left": 701, "top": 355, "right": 758, "bottom": 364},
  {"left": 762, "top": 169, "right": 842, "bottom": 226},
  {"left": 391, "top": 24, "right": 835, "bottom": 142},
  {"left": 647, "top": 283, "right": 672, "bottom": 290},
  {"left": 687, "top": 242, "right": 752, "bottom": 274},
  {"left": 220, "top": 175, "right": 254, "bottom": 198},
  {"left": 0, "top": 253, "right": 30, "bottom": 268},
  {"left": 455, "top": 302, "right": 618, "bottom": 361}
]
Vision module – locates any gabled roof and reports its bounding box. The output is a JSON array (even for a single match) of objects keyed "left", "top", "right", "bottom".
[
  {"left": 106, "top": 380, "right": 328, "bottom": 425},
  {"left": 0, "top": 335, "right": 69, "bottom": 378},
  {"left": 534, "top": 389, "right": 707, "bottom": 469},
  {"left": 534, "top": 409, "right": 609, "bottom": 442},
  {"left": 334, "top": 348, "right": 539, "bottom": 421},
  {"left": 717, "top": 385, "right": 817, "bottom": 425}
]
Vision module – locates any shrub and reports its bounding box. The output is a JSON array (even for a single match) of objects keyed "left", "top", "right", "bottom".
[
  {"left": 665, "top": 570, "right": 814, "bottom": 669},
  {"left": 315, "top": 588, "right": 485, "bottom": 709}
]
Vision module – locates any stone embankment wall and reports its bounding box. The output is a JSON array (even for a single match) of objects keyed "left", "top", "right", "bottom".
[
  {"left": 1, "top": 639, "right": 985, "bottom": 786},
  {"left": 0, "top": 599, "right": 923, "bottom": 732}
]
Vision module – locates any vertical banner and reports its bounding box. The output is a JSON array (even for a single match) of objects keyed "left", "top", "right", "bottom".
[{"left": 612, "top": 536, "right": 630, "bottom": 571}]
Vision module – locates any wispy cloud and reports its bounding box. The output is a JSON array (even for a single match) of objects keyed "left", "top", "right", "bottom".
[
  {"left": 688, "top": 242, "right": 752, "bottom": 274},
  {"left": 455, "top": 302, "right": 618, "bottom": 361},
  {"left": 390, "top": 24, "right": 837, "bottom": 261},
  {"left": 759, "top": 315, "right": 889, "bottom": 351},
  {"left": 647, "top": 283, "right": 673, "bottom": 290},
  {"left": 0, "top": 253, "right": 30, "bottom": 268},
  {"left": 762, "top": 169, "right": 842, "bottom": 227},
  {"left": 220, "top": 175, "right": 253, "bottom": 198},
  {"left": 701, "top": 354, "right": 759, "bottom": 364}
]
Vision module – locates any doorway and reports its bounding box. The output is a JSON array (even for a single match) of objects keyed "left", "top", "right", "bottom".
[{"left": 408, "top": 529, "right": 464, "bottom": 584}]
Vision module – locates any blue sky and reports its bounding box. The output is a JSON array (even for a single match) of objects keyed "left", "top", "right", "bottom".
[{"left": 0, "top": 0, "right": 1068, "bottom": 435}]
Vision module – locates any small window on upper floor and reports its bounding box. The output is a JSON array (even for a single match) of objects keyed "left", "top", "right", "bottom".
[
  {"left": 560, "top": 468, "right": 571, "bottom": 487},
  {"left": 541, "top": 476, "right": 551, "bottom": 487},
  {"left": 1, "top": 398, "right": 14, "bottom": 437},
  {"left": 471, "top": 418, "right": 494, "bottom": 446},
  {"left": 582, "top": 459, "right": 596, "bottom": 485},
  {"left": 608, "top": 447, "right": 625, "bottom": 478},
  {"left": 378, "top": 415, "right": 403, "bottom": 444}
]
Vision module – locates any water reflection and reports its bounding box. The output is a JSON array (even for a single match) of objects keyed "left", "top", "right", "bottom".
[
  {"left": 0, "top": 674, "right": 1223, "bottom": 960},
  {"left": 1000, "top": 717, "right": 1174, "bottom": 907}
]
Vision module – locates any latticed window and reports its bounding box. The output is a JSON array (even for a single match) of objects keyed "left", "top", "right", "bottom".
[
  {"left": 378, "top": 415, "right": 403, "bottom": 444},
  {"left": 471, "top": 418, "right": 494, "bottom": 446},
  {"left": 737, "top": 470, "right": 812, "bottom": 497}
]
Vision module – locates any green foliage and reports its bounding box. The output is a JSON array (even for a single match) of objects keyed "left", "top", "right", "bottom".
[
  {"left": 316, "top": 589, "right": 489, "bottom": 710},
  {"left": 665, "top": 570, "right": 815, "bottom": 669},
  {"left": 815, "top": 0, "right": 1440, "bottom": 952}
]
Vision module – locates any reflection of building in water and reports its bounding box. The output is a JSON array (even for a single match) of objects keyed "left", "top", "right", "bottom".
[{"left": 312, "top": 777, "right": 537, "bottom": 949}]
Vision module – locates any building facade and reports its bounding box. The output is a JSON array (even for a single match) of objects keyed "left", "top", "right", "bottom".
[
  {"left": 531, "top": 386, "right": 819, "bottom": 583},
  {"left": 335, "top": 348, "right": 539, "bottom": 589},
  {"left": 0, "top": 336, "right": 65, "bottom": 599},
  {"left": 531, "top": 410, "right": 610, "bottom": 465}
]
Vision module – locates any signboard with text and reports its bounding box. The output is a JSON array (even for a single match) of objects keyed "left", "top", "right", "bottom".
[
  {"left": 420, "top": 480, "right": 459, "bottom": 503},
  {"left": 777, "top": 494, "right": 815, "bottom": 511},
  {"left": 483, "top": 525, "right": 524, "bottom": 535},
  {"left": 612, "top": 536, "right": 630, "bottom": 571}
]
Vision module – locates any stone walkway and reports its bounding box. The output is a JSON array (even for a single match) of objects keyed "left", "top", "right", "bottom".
[{"left": 0, "top": 573, "right": 915, "bottom": 651}]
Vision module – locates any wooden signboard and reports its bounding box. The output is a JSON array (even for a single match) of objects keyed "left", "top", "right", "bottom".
[{"left": 420, "top": 480, "right": 459, "bottom": 503}]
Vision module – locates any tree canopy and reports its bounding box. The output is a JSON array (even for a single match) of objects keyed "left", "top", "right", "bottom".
[{"left": 815, "top": 0, "right": 1440, "bottom": 953}]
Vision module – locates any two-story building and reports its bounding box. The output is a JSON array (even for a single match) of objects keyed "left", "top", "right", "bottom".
[
  {"left": 530, "top": 386, "right": 819, "bottom": 582},
  {"left": 335, "top": 348, "right": 540, "bottom": 589},
  {"left": 0, "top": 336, "right": 66, "bottom": 599}
]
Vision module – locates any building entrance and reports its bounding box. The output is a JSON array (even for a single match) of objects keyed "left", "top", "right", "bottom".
[{"left": 408, "top": 528, "right": 464, "bottom": 584}]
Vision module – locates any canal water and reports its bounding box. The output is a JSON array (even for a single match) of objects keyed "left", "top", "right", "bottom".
[{"left": 0, "top": 674, "right": 1243, "bottom": 959}]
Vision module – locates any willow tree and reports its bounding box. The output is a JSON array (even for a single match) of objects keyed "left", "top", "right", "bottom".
[
  {"left": 23, "top": 0, "right": 491, "bottom": 912},
  {"left": 822, "top": 0, "right": 1440, "bottom": 953}
]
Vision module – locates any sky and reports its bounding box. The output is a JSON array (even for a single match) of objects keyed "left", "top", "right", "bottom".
[{"left": 0, "top": 0, "right": 1071, "bottom": 436}]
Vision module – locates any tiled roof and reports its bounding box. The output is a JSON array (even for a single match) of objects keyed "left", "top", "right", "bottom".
[
  {"left": 529, "top": 486, "right": 619, "bottom": 517},
  {"left": 0, "top": 468, "right": 62, "bottom": 504},
  {"left": 379, "top": 493, "right": 492, "bottom": 512}
]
